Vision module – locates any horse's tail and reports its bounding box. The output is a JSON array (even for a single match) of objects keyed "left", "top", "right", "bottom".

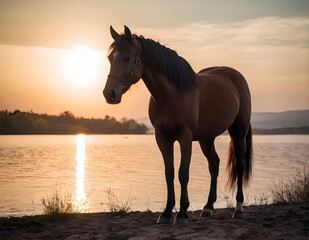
[
  {"left": 244, "top": 125, "right": 253, "bottom": 185},
  {"left": 227, "top": 125, "right": 253, "bottom": 189}
]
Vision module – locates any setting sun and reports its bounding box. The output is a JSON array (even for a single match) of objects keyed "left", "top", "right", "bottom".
[{"left": 64, "top": 46, "right": 101, "bottom": 86}]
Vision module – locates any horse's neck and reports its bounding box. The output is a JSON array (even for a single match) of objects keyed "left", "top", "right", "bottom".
[{"left": 141, "top": 68, "right": 176, "bottom": 104}]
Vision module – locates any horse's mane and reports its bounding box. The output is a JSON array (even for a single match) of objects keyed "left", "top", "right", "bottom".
[
  {"left": 109, "top": 34, "right": 197, "bottom": 90},
  {"left": 136, "top": 36, "right": 197, "bottom": 90}
]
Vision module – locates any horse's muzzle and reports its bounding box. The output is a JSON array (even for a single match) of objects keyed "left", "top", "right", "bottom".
[{"left": 103, "top": 88, "right": 122, "bottom": 104}]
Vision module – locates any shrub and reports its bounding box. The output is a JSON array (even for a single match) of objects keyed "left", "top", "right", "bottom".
[{"left": 271, "top": 168, "right": 309, "bottom": 203}]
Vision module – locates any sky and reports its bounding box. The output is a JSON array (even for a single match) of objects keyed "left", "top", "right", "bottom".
[{"left": 0, "top": 0, "right": 308, "bottom": 120}]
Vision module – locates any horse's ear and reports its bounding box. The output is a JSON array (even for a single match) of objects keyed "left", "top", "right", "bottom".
[
  {"left": 110, "top": 26, "right": 119, "bottom": 40},
  {"left": 124, "top": 25, "right": 137, "bottom": 45},
  {"left": 124, "top": 25, "right": 132, "bottom": 37}
]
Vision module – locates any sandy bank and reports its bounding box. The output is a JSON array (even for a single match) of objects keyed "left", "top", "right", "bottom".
[{"left": 0, "top": 203, "right": 308, "bottom": 240}]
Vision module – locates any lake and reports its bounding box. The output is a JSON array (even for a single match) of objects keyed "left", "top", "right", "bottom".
[{"left": 0, "top": 134, "right": 308, "bottom": 217}]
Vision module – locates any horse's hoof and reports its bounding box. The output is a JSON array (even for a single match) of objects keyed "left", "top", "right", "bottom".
[
  {"left": 233, "top": 202, "right": 244, "bottom": 219},
  {"left": 174, "top": 217, "right": 187, "bottom": 224},
  {"left": 157, "top": 214, "right": 172, "bottom": 224},
  {"left": 173, "top": 213, "right": 188, "bottom": 224},
  {"left": 232, "top": 210, "right": 244, "bottom": 219},
  {"left": 200, "top": 208, "right": 213, "bottom": 217}
]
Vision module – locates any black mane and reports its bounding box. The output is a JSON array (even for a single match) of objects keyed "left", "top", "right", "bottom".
[
  {"left": 109, "top": 34, "right": 197, "bottom": 90},
  {"left": 136, "top": 36, "right": 197, "bottom": 90}
]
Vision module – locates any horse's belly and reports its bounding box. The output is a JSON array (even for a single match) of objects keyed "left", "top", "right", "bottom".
[
  {"left": 193, "top": 118, "right": 232, "bottom": 140},
  {"left": 194, "top": 96, "right": 240, "bottom": 140}
]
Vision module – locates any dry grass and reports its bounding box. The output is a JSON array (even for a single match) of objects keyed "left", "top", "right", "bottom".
[
  {"left": 271, "top": 168, "right": 309, "bottom": 203},
  {"left": 104, "top": 188, "right": 134, "bottom": 215},
  {"left": 41, "top": 188, "right": 74, "bottom": 215},
  {"left": 41, "top": 187, "right": 89, "bottom": 216}
]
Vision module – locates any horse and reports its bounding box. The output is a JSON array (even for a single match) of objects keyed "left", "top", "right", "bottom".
[{"left": 103, "top": 26, "right": 253, "bottom": 224}]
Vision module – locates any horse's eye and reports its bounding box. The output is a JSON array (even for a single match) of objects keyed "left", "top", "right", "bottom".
[{"left": 124, "top": 56, "right": 130, "bottom": 62}]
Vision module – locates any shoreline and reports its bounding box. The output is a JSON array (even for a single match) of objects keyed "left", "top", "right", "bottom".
[
  {"left": 1, "top": 203, "right": 308, "bottom": 240},
  {"left": 1, "top": 132, "right": 309, "bottom": 135}
]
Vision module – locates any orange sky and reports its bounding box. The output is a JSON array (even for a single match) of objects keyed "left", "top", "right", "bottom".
[{"left": 0, "top": 1, "right": 308, "bottom": 119}]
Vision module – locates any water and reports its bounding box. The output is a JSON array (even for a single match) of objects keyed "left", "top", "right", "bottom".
[{"left": 0, "top": 134, "right": 308, "bottom": 217}]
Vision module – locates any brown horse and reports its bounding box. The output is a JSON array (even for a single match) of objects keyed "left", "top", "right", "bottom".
[{"left": 103, "top": 26, "right": 253, "bottom": 224}]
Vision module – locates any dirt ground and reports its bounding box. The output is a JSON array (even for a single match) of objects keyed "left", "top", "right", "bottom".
[{"left": 0, "top": 203, "right": 308, "bottom": 240}]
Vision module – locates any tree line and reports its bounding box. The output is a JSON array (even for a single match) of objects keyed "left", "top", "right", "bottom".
[{"left": 0, "top": 110, "right": 148, "bottom": 134}]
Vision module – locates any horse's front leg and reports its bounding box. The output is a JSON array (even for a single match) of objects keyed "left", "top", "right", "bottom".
[
  {"left": 175, "top": 129, "right": 193, "bottom": 224},
  {"left": 155, "top": 131, "right": 175, "bottom": 224}
]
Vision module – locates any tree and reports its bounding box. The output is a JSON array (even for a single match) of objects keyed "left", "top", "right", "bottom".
[
  {"left": 0, "top": 110, "right": 149, "bottom": 134},
  {"left": 34, "top": 118, "right": 49, "bottom": 133}
]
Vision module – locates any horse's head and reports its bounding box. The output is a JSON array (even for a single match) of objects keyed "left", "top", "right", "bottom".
[{"left": 103, "top": 26, "right": 142, "bottom": 104}]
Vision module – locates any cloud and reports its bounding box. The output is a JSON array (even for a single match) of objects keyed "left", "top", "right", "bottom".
[
  {"left": 130, "top": 16, "right": 309, "bottom": 73},
  {"left": 1, "top": 16, "right": 308, "bottom": 114},
  {"left": 132, "top": 17, "right": 309, "bottom": 112},
  {"left": 135, "top": 17, "right": 309, "bottom": 49}
]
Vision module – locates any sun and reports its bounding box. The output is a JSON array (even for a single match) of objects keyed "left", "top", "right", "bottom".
[{"left": 64, "top": 46, "right": 101, "bottom": 86}]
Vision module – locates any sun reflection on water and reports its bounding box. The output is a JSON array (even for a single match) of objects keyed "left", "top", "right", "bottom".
[{"left": 75, "top": 134, "right": 86, "bottom": 203}]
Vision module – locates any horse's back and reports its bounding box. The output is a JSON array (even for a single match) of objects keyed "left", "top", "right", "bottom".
[
  {"left": 198, "top": 66, "right": 247, "bottom": 86},
  {"left": 194, "top": 66, "right": 251, "bottom": 140},
  {"left": 198, "top": 66, "right": 251, "bottom": 108}
]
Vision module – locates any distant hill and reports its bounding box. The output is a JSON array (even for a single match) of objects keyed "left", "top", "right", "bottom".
[
  {"left": 251, "top": 110, "right": 309, "bottom": 129},
  {"left": 137, "top": 110, "right": 309, "bottom": 134}
]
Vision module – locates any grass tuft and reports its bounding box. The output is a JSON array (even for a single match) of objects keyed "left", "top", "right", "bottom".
[
  {"left": 41, "top": 187, "right": 89, "bottom": 216},
  {"left": 41, "top": 188, "right": 74, "bottom": 215},
  {"left": 103, "top": 188, "right": 134, "bottom": 215},
  {"left": 271, "top": 168, "right": 309, "bottom": 203}
]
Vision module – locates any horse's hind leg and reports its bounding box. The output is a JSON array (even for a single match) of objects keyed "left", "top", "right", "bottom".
[
  {"left": 228, "top": 129, "right": 247, "bottom": 219},
  {"left": 199, "top": 140, "right": 220, "bottom": 217},
  {"left": 232, "top": 136, "right": 246, "bottom": 218}
]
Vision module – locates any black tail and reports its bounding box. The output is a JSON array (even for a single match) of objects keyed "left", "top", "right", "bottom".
[
  {"left": 244, "top": 125, "right": 253, "bottom": 184},
  {"left": 227, "top": 125, "right": 253, "bottom": 189}
]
